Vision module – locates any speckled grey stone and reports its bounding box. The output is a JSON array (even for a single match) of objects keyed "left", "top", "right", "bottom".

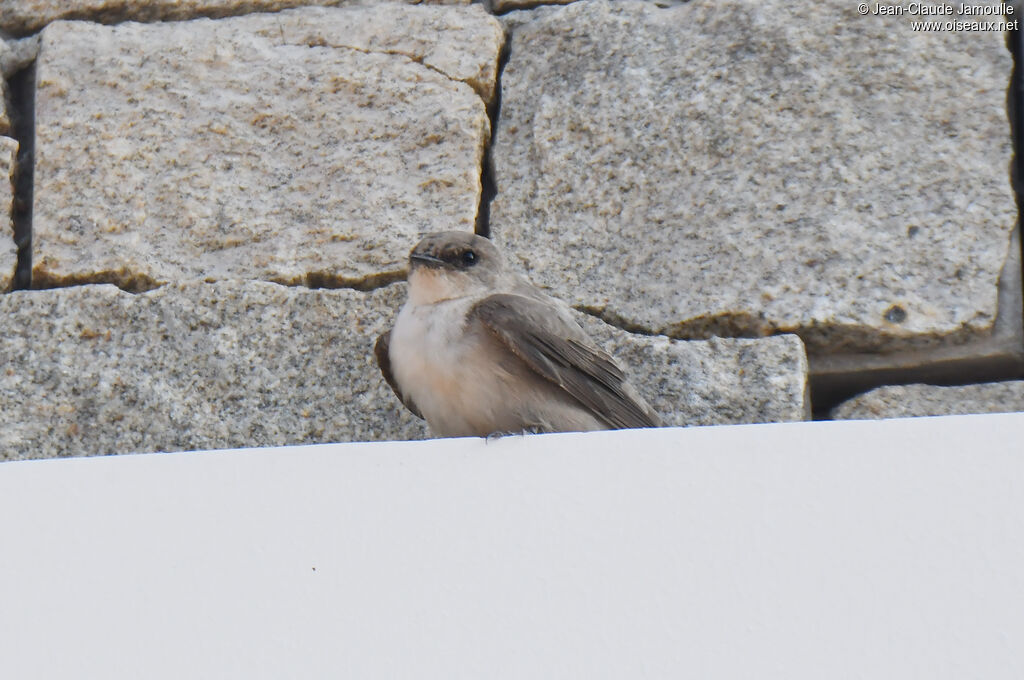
[
  {"left": 32, "top": 5, "right": 500, "bottom": 290},
  {"left": 0, "top": 88, "right": 8, "bottom": 138},
  {"left": 0, "top": 36, "right": 38, "bottom": 77},
  {"left": 0, "top": 0, "right": 470, "bottom": 35},
  {"left": 577, "top": 315, "right": 810, "bottom": 426},
  {"left": 0, "top": 37, "right": 39, "bottom": 135},
  {"left": 0, "top": 281, "right": 428, "bottom": 461},
  {"left": 250, "top": 4, "right": 503, "bottom": 105},
  {"left": 491, "top": 0, "right": 1016, "bottom": 354},
  {"left": 0, "top": 137, "right": 16, "bottom": 291},
  {"left": 831, "top": 381, "right": 1024, "bottom": 421}
]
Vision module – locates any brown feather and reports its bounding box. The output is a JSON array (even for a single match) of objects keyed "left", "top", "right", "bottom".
[
  {"left": 469, "top": 294, "right": 662, "bottom": 430},
  {"left": 374, "top": 330, "right": 424, "bottom": 420}
]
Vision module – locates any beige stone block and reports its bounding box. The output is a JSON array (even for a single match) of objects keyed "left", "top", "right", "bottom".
[{"left": 32, "top": 5, "right": 501, "bottom": 289}]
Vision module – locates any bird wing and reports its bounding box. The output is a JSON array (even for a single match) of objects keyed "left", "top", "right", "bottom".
[
  {"left": 469, "top": 294, "right": 661, "bottom": 430},
  {"left": 374, "top": 330, "right": 424, "bottom": 420}
]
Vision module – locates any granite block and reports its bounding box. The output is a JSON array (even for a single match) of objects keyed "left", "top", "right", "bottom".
[
  {"left": 491, "top": 0, "right": 1016, "bottom": 354},
  {"left": 0, "top": 281, "right": 428, "bottom": 460},
  {"left": 32, "top": 5, "right": 500, "bottom": 290}
]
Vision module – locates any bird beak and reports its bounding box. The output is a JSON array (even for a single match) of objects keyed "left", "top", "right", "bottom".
[{"left": 409, "top": 252, "right": 446, "bottom": 268}]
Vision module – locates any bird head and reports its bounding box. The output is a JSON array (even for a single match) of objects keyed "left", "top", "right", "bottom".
[{"left": 407, "top": 231, "right": 504, "bottom": 305}]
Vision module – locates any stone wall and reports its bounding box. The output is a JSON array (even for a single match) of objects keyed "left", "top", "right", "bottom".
[{"left": 0, "top": 0, "right": 1019, "bottom": 459}]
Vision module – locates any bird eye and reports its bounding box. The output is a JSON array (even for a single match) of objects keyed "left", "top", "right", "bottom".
[{"left": 461, "top": 250, "right": 478, "bottom": 266}]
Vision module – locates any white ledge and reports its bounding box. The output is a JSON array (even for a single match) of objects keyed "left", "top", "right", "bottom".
[{"left": 1, "top": 415, "right": 1023, "bottom": 678}]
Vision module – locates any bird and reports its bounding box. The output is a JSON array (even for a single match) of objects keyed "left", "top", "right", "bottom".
[{"left": 374, "top": 231, "right": 663, "bottom": 437}]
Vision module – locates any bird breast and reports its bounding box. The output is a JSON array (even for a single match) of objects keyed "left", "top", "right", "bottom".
[
  {"left": 389, "top": 296, "right": 601, "bottom": 437},
  {"left": 390, "top": 297, "right": 489, "bottom": 434}
]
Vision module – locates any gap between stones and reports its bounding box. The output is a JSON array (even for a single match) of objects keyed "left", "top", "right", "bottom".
[
  {"left": 474, "top": 25, "right": 511, "bottom": 238},
  {"left": 7, "top": 61, "right": 33, "bottom": 291},
  {"left": 1008, "top": 15, "right": 1024, "bottom": 272},
  {"left": 482, "top": 0, "right": 691, "bottom": 17}
]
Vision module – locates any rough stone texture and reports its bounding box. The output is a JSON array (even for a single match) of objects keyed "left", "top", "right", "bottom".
[
  {"left": 0, "top": 0, "right": 470, "bottom": 35},
  {"left": 0, "top": 36, "right": 39, "bottom": 135},
  {"left": 491, "top": 0, "right": 1016, "bottom": 354},
  {"left": 831, "top": 382, "right": 1024, "bottom": 421},
  {"left": 0, "top": 137, "right": 16, "bottom": 291},
  {"left": 578, "top": 315, "right": 811, "bottom": 426},
  {"left": 0, "top": 281, "right": 428, "bottom": 461},
  {"left": 0, "top": 36, "right": 38, "bottom": 76},
  {"left": 32, "top": 5, "right": 500, "bottom": 290},
  {"left": 250, "top": 5, "right": 503, "bottom": 105},
  {"left": 0, "top": 84, "right": 8, "bottom": 138}
]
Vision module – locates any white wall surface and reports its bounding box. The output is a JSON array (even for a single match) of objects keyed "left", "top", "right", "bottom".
[{"left": 1, "top": 414, "right": 1023, "bottom": 679}]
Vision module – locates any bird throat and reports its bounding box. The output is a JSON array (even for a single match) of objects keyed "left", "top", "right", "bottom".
[{"left": 408, "top": 267, "right": 469, "bottom": 306}]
